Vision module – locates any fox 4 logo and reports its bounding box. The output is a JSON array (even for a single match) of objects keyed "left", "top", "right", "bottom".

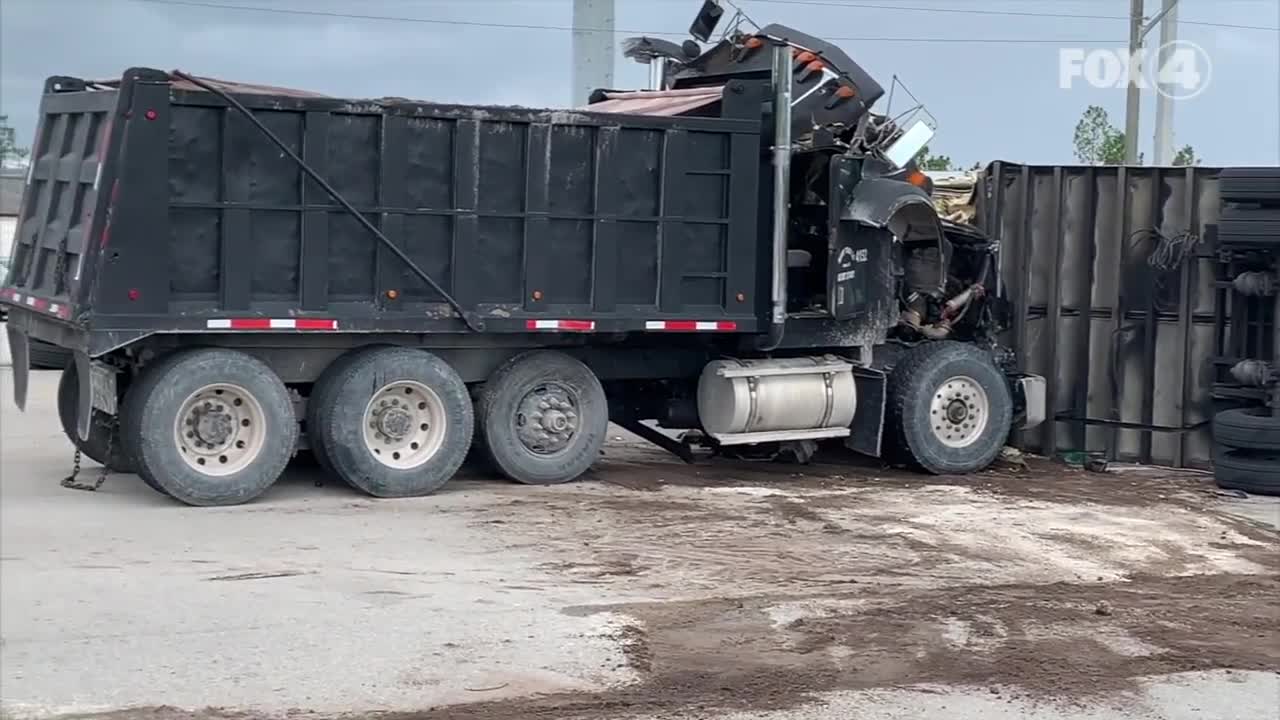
[{"left": 1059, "top": 41, "right": 1211, "bottom": 100}]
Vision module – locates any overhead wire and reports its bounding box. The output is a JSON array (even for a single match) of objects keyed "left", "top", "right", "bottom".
[
  {"left": 746, "top": 0, "right": 1280, "bottom": 33},
  {"left": 132, "top": 0, "right": 1130, "bottom": 44}
]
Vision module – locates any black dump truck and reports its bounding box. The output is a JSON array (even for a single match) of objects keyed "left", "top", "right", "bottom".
[{"left": 2, "top": 3, "right": 1045, "bottom": 506}]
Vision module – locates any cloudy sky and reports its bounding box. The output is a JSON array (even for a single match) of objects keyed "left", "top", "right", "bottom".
[{"left": 1, "top": 0, "right": 1277, "bottom": 166}]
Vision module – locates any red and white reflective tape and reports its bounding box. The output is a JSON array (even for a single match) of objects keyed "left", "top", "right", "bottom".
[
  {"left": 525, "top": 319, "right": 595, "bottom": 332},
  {"left": 0, "top": 289, "right": 71, "bottom": 319},
  {"left": 206, "top": 318, "right": 339, "bottom": 331},
  {"left": 644, "top": 320, "right": 738, "bottom": 332}
]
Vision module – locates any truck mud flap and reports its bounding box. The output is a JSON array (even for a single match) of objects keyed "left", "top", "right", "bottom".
[
  {"left": 69, "top": 351, "right": 119, "bottom": 441},
  {"left": 74, "top": 351, "right": 93, "bottom": 440},
  {"left": 6, "top": 325, "right": 30, "bottom": 411},
  {"left": 845, "top": 367, "right": 887, "bottom": 457}
]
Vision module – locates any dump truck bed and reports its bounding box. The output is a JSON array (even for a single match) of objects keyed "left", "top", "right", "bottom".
[{"left": 1, "top": 69, "right": 767, "bottom": 349}]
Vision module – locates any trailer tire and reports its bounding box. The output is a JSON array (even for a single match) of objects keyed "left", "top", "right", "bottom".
[
  {"left": 56, "top": 364, "right": 138, "bottom": 475},
  {"left": 886, "top": 341, "right": 1013, "bottom": 475},
  {"left": 1213, "top": 407, "right": 1280, "bottom": 452},
  {"left": 122, "top": 348, "right": 297, "bottom": 506},
  {"left": 306, "top": 346, "right": 390, "bottom": 481},
  {"left": 476, "top": 351, "right": 607, "bottom": 485},
  {"left": 313, "top": 347, "right": 472, "bottom": 498},
  {"left": 1213, "top": 449, "right": 1280, "bottom": 496}
]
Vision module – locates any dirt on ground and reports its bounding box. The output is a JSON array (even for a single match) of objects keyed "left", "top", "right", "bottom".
[
  {"left": 383, "top": 573, "right": 1279, "bottom": 720},
  {"left": 62, "top": 435, "right": 1280, "bottom": 720}
]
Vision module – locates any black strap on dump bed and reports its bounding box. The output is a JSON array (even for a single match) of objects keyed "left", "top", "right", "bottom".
[{"left": 170, "top": 70, "right": 484, "bottom": 332}]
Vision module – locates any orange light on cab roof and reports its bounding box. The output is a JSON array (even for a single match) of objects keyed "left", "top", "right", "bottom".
[
  {"left": 835, "top": 85, "right": 856, "bottom": 99},
  {"left": 906, "top": 171, "right": 928, "bottom": 187},
  {"left": 744, "top": 36, "right": 764, "bottom": 49},
  {"left": 794, "top": 50, "right": 816, "bottom": 63}
]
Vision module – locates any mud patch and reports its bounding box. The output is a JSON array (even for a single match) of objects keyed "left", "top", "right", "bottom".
[
  {"left": 591, "top": 443, "right": 1224, "bottom": 513},
  {"left": 612, "top": 624, "right": 653, "bottom": 673},
  {"left": 36, "top": 442, "right": 1280, "bottom": 720},
  {"left": 514, "top": 480, "right": 1275, "bottom": 600},
  {"left": 290, "top": 573, "right": 1280, "bottom": 720}
]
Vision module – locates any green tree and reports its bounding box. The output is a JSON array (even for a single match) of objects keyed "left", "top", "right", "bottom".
[
  {"left": 916, "top": 144, "right": 953, "bottom": 171},
  {"left": 1072, "top": 105, "right": 1138, "bottom": 165},
  {"left": 0, "top": 115, "right": 29, "bottom": 165},
  {"left": 1172, "top": 144, "right": 1199, "bottom": 166}
]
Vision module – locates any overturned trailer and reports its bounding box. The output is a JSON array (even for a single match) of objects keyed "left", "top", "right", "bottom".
[{"left": 1, "top": 3, "right": 1045, "bottom": 505}]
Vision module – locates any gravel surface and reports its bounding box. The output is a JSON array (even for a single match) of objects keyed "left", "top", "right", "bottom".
[{"left": 2, "top": 367, "right": 1277, "bottom": 720}]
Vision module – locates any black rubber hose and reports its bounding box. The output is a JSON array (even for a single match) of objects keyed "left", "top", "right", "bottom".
[{"left": 169, "top": 70, "right": 483, "bottom": 332}]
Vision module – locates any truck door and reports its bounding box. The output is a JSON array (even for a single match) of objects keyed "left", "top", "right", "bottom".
[
  {"left": 826, "top": 155, "right": 870, "bottom": 321},
  {"left": 827, "top": 225, "right": 871, "bottom": 320}
]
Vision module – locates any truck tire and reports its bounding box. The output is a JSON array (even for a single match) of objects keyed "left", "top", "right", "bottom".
[
  {"left": 476, "top": 351, "right": 608, "bottom": 485},
  {"left": 121, "top": 348, "right": 298, "bottom": 506},
  {"left": 56, "top": 364, "right": 138, "bottom": 475},
  {"left": 1214, "top": 449, "right": 1280, "bottom": 496},
  {"left": 305, "top": 345, "right": 389, "bottom": 481},
  {"left": 312, "top": 347, "right": 472, "bottom": 498},
  {"left": 1213, "top": 408, "right": 1280, "bottom": 452},
  {"left": 886, "top": 341, "right": 1013, "bottom": 475}
]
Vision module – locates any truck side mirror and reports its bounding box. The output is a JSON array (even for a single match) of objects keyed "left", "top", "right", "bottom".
[
  {"left": 688, "top": 0, "right": 724, "bottom": 43},
  {"left": 884, "top": 118, "right": 936, "bottom": 170}
]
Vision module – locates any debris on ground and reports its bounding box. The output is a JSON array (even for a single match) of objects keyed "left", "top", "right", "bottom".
[
  {"left": 1085, "top": 458, "right": 1111, "bottom": 473},
  {"left": 995, "top": 446, "right": 1029, "bottom": 471}
]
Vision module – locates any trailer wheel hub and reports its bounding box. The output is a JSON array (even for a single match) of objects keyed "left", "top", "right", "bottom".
[
  {"left": 376, "top": 407, "right": 414, "bottom": 440},
  {"left": 515, "top": 384, "right": 579, "bottom": 455},
  {"left": 929, "top": 375, "right": 990, "bottom": 449},
  {"left": 174, "top": 383, "right": 267, "bottom": 476},
  {"left": 194, "top": 408, "right": 235, "bottom": 446},
  {"left": 945, "top": 400, "right": 969, "bottom": 424},
  {"left": 362, "top": 381, "right": 448, "bottom": 470},
  {"left": 541, "top": 409, "right": 570, "bottom": 432}
]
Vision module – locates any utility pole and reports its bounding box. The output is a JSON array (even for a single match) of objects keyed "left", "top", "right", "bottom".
[
  {"left": 1152, "top": 0, "right": 1179, "bottom": 165},
  {"left": 1123, "top": 0, "right": 1144, "bottom": 165},
  {"left": 571, "top": 0, "right": 616, "bottom": 107},
  {"left": 1123, "top": 0, "right": 1181, "bottom": 165}
]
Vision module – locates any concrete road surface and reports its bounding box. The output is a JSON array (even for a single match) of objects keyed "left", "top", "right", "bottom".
[{"left": 1, "top": 367, "right": 1277, "bottom": 720}]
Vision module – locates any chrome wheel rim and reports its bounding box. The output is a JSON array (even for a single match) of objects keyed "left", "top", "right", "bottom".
[
  {"left": 174, "top": 384, "right": 267, "bottom": 476},
  {"left": 929, "top": 375, "right": 990, "bottom": 449},
  {"left": 362, "top": 381, "right": 447, "bottom": 469}
]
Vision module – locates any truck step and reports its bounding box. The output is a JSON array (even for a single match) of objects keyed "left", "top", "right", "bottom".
[{"left": 709, "top": 427, "right": 850, "bottom": 446}]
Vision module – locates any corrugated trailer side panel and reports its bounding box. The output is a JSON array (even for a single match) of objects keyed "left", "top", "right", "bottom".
[
  {"left": 91, "top": 81, "right": 764, "bottom": 333},
  {"left": 981, "top": 162, "right": 1225, "bottom": 468}
]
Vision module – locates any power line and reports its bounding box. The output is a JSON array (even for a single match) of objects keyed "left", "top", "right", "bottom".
[
  {"left": 132, "top": 0, "right": 1126, "bottom": 44},
  {"left": 747, "top": 0, "right": 1280, "bottom": 32}
]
